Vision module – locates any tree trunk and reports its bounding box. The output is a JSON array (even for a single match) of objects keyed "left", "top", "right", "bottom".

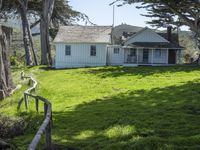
[
  {"left": 40, "top": 17, "right": 49, "bottom": 65},
  {"left": 40, "top": 0, "right": 55, "bottom": 66},
  {"left": 26, "top": 14, "right": 38, "bottom": 65},
  {"left": 19, "top": 7, "right": 33, "bottom": 66},
  {"left": 18, "top": 0, "right": 38, "bottom": 66},
  {"left": 0, "top": 26, "right": 13, "bottom": 100}
]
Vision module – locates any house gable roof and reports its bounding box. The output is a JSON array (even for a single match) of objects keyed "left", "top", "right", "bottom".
[
  {"left": 54, "top": 26, "right": 112, "bottom": 44},
  {"left": 124, "top": 27, "right": 170, "bottom": 46}
]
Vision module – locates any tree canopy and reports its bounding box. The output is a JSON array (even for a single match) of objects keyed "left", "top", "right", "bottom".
[
  {"left": 1, "top": 0, "right": 85, "bottom": 32},
  {"left": 0, "top": 0, "right": 86, "bottom": 66},
  {"left": 117, "top": 0, "right": 200, "bottom": 46}
]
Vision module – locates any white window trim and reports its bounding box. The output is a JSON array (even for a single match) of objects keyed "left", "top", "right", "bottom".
[{"left": 114, "top": 48, "right": 120, "bottom": 54}]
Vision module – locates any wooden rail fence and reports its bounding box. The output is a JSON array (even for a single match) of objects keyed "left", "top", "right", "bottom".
[{"left": 21, "top": 72, "right": 52, "bottom": 150}]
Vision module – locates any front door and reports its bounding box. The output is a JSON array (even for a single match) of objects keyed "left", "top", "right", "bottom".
[
  {"left": 168, "top": 49, "right": 176, "bottom": 64},
  {"left": 143, "top": 49, "right": 149, "bottom": 63}
]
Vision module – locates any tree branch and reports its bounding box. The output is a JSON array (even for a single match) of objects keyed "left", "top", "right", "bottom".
[
  {"left": 161, "top": 1, "right": 198, "bottom": 33},
  {"left": 32, "top": 33, "right": 40, "bottom": 36},
  {"left": 30, "top": 19, "right": 40, "bottom": 29}
]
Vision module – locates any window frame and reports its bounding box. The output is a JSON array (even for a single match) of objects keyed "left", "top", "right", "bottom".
[
  {"left": 155, "top": 49, "right": 162, "bottom": 58},
  {"left": 130, "top": 48, "right": 136, "bottom": 57},
  {"left": 65, "top": 45, "right": 71, "bottom": 56},
  {"left": 114, "top": 48, "right": 120, "bottom": 54},
  {"left": 90, "top": 45, "right": 96, "bottom": 56}
]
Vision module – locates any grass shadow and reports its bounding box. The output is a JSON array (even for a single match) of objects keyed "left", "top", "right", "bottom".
[
  {"left": 39, "top": 66, "right": 55, "bottom": 71},
  {"left": 39, "top": 66, "right": 82, "bottom": 71},
  {"left": 52, "top": 80, "right": 200, "bottom": 149},
  {"left": 17, "top": 97, "right": 24, "bottom": 111},
  {"left": 82, "top": 66, "right": 200, "bottom": 78}
]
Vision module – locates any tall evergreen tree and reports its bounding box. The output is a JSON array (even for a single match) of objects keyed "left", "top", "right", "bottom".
[
  {"left": 28, "top": 0, "right": 85, "bottom": 65},
  {"left": 119, "top": 0, "right": 200, "bottom": 46},
  {"left": 40, "top": 0, "right": 55, "bottom": 65},
  {"left": 0, "top": 0, "right": 13, "bottom": 100},
  {"left": 0, "top": 26, "right": 13, "bottom": 100},
  {"left": 1, "top": 0, "right": 85, "bottom": 66},
  {"left": 1, "top": 0, "right": 38, "bottom": 66}
]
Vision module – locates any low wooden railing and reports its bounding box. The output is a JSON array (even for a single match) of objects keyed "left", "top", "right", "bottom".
[{"left": 21, "top": 72, "right": 52, "bottom": 150}]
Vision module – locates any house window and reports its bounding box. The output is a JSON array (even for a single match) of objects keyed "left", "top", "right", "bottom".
[
  {"left": 114, "top": 48, "right": 120, "bottom": 54},
  {"left": 65, "top": 45, "right": 71, "bottom": 56},
  {"left": 90, "top": 45, "right": 96, "bottom": 56},
  {"left": 130, "top": 48, "right": 136, "bottom": 56},
  {"left": 155, "top": 49, "right": 162, "bottom": 58}
]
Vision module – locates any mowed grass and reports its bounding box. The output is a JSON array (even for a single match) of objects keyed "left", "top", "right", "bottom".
[{"left": 1, "top": 66, "right": 200, "bottom": 149}]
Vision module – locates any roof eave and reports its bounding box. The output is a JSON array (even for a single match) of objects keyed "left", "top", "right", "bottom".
[
  {"left": 53, "top": 41, "right": 111, "bottom": 44},
  {"left": 122, "top": 45, "right": 184, "bottom": 49}
]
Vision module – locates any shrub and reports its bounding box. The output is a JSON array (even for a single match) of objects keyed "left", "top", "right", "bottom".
[
  {"left": 0, "top": 115, "right": 25, "bottom": 138},
  {"left": 10, "top": 56, "right": 24, "bottom": 68}
]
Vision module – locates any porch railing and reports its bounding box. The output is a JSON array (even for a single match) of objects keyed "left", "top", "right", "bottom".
[{"left": 125, "top": 55, "right": 137, "bottom": 64}]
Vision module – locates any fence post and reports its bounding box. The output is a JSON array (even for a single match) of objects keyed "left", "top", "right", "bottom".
[
  {"left": 51, "top": 111, "right": 53, "bottom": 126},
  {"left": 44, "top": 103, "right": 47, "bottom": 116},
  {"left": 33, "top": 85, "right": 36, "bottom": 92},
  {"left": 28, "top": 79, "right": 32, "bottom": 86},
  {"left": 24, "top": 94, "right": 28, "bottom": 110},
  {"left": 21, "top": 72, "right": 24, "bottom": 80},
  {"left": 35, "top": 98, "right": 39, "bottom": 113}
]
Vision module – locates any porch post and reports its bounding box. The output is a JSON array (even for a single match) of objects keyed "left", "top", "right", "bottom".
[
  {"left": 151, "top": 49, "right": 154, "bottom": 64},
  {"left": 176, "top": 49, "right": 179, "bottom": 64},
  {"left": 166, "top": 49, "right": 169, "bottom": 64},
  {"left": 124, "top": 48, "right": 125, "bottom": 63},
  {"left": 136, "top": 48, "right": 139, "bottom": 64}
]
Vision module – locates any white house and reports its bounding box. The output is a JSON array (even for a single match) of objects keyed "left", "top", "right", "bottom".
[
  {"left": 53, "top": 26, "right": 112, "bottom": 68},
  {"left": 108, "top": 27, "right": 184, "bottom": 66},
  {"left": 54, "top": 25, "right": 184, "bottom": 68}
]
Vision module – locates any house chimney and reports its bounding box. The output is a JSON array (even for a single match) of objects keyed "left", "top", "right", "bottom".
[{"left": 167, "top": 26, "right": 172, "bottom": 42}]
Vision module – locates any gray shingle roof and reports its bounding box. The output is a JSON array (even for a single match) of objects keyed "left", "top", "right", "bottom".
[{"left": 53, "top": 26, "right": 112, "bottom": 43}]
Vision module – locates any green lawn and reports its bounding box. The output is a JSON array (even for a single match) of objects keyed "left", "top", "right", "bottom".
[{"left": 1, "top": 66, "right": 200, "bottom": 149}]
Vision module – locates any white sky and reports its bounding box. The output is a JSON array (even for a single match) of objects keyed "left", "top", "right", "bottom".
[{"left": 69, "top": 0, "right": 189, "bottom": 31}]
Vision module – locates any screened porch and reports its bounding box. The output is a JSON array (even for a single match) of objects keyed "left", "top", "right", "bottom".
[{"left": 124, "top": 48, "right": 172, "bottom": 64}]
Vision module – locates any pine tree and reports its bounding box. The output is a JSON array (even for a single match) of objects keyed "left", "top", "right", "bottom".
[
  {"left": 120, "top": 0, "right": 200, "bottom": 46},
  {"left": 1, "top": 0, "right": 86, "bottom": 66},
  {"left": 0, "top": 26, "right": 13, "bottom": 100}
]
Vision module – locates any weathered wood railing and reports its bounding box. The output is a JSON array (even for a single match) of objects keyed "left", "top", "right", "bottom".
[{"left": 21, "top": 72, "right": 52, "bottom": 150}]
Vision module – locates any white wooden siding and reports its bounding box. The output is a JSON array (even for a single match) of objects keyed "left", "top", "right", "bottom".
[
  {"left": 107, "top": 46, "right": 124, "bottom": 65},
  {"left": 125, "top": 28, "right": 169, "bottom": 45},
  {"left": 55, "top": 43, "right": 107, "bottom": 68}
]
